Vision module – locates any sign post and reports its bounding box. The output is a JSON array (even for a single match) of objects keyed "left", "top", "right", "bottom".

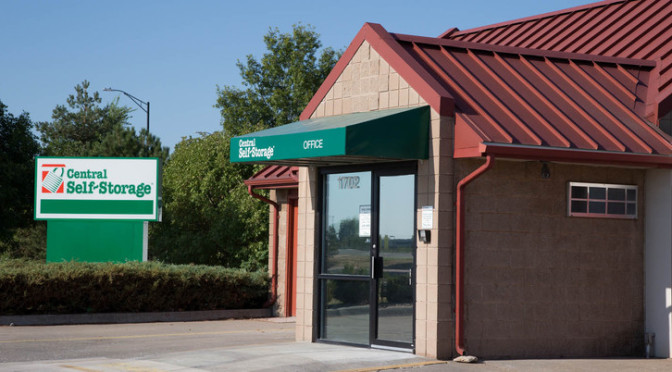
[{"left": 35, "top": 157, "right": 160, "bottom": 262}]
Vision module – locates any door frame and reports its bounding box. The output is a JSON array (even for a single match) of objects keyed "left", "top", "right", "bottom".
[
  {"left": 370, "top": 167, "right": 417, "bottom": 350},
  {"left": 316, "top": 161, "right": 417, "bottom": 350}
]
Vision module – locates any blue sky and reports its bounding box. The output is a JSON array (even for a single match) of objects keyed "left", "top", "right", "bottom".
[{"left": 1, "top": 0, "right": 590, "bottom": 152}]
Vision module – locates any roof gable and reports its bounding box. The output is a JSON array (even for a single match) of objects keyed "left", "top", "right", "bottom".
[{"left": 300, "top": 23, "right": 454, "bottom": 120}]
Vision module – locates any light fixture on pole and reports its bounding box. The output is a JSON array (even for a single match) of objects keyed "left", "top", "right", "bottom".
[{"left": 103, "top": 87, "right": 150, "bottom": 143}]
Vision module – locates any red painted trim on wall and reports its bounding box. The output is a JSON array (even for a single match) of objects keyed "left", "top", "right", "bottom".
[{"left": 285, "top": 196, "right": 298, "bottom": 317}]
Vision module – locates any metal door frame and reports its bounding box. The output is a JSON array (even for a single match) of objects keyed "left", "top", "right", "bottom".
[{"left": 316, "top": 162, "right": 416, "bottom": 351}]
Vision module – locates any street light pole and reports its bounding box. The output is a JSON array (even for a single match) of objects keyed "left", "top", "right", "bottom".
[{"left": 103, "top": 87, "right": 150, "bottom": 143}]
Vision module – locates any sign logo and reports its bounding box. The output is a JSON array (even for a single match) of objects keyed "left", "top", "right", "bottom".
[
  {"left": 238, "top": 139, "right": 275, "bottom": 160},
  {"left": 41, "top": 164, "right": 65, "bottom": 194}
]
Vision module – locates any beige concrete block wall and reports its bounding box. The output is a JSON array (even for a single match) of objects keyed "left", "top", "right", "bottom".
[
  {"left": 296, "top": 166, "right": 319, "bottom": 341},
  {"left": 457, "top": 159, "right": 645, "bottom": 358},
  {"left": 416, "top": 112, "right": 455, "bottom": 359},
  {"left": 295, "top": 40, "right": 456, "bottom": 359},
  {"left": 311, "top": 41, "right": 426, "bottom": 119}
]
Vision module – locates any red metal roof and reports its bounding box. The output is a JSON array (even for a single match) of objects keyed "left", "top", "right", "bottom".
[
  {"left": 393, "top": 33, "right": 672, "bottom": 157},
  {"left": 245, "top": 165, "right": 299, "bottom": 189},
  {"left": 447, "top": 0, "right": 672, "bottom": 115},
  {"left": 301, "top": 23, "right": 672, "bottom": 166}
]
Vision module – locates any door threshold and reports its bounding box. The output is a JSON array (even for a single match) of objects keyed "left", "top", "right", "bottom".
[{"left": 371, "top": 344, "right": 414, "bottom": 353}]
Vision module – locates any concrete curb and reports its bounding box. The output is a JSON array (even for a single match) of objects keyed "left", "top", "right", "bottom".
[{"left": 0, "top": 308, "right": 272, "bottom": 326}]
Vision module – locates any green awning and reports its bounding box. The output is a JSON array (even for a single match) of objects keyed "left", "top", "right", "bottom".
[{"left": 230, "top": 106, "right": 430, "bottom": 165}]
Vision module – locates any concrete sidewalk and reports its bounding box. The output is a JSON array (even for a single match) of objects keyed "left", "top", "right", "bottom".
[
  {"left": 0, "top": 343, "right": 433, "bottom": 372},
  {"left": 1, "top": 318, "right": 671, "bottom": 371},
  {"left": 3, "top": 343, "right": 672, "bottom": 372}
]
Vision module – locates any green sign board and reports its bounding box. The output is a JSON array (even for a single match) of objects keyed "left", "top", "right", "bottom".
[
  {"left": 234, "top": 128, "right": 347, "bottom": 161},
  {"left": 46, "top": 220, "right": 145, "bottom": 263},
  {"left": 35, "top": 157, "right": 160, "bottom": 221}
]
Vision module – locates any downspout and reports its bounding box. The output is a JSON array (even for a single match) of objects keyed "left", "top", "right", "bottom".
[
  {"left": 248, "top": 185, "right": 279, "bottom": 309},
  {"left": 455, "top": 155, "right": 494, "bottom": 356}
]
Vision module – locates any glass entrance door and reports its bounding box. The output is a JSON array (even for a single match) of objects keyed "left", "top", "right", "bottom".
[
  {"left": 372, "top": 173, "right": 415, "bottom": 348},
  {"left": 319, "top": 165, "right": 415, "bottom": 350},
  {"left": 321, "top": 171, "right": 372, "bottom": 345}
]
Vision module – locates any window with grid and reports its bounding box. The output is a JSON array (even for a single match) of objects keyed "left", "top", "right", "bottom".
[{"left": 568, "top": 182, "right": 637, "bottom": 219}]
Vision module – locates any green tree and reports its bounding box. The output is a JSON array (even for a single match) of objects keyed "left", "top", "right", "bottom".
[
  {"left": 216, "top": 24, "right": 340, "bottom": 136},
  {"left": 154, "top": 25, "right": 339, "bottom": 269},
  {"left": 0, "top": 101, "right": 40, "bottom": 241},
  {"left": 37, "top": 80, "right": 168, "bottom": 162},
  {"left": 150, "top": 132, "right": 267, "bottom": 269}
]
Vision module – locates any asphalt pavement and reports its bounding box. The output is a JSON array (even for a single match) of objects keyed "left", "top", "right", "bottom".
[{"left": 1, "top": 318, "right": 672, "bottom": 371}]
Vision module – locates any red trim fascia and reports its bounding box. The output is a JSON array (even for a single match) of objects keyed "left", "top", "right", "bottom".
[
  {"left": 454, "top": 147, "right": 482, "bottom": 159},
  {"left": 452, "top": 0, "right": 626, "bottom": 38},
  {"left": 455, "top": 155, "right": 495, "bottom": 356},
  {"left": 365, "top": 23, "right": 454, "bottom": 116},
  {"left": 470, "top": 143, "right": 672, "bottom": 168},
  {"left": 244, "top": 179, "right": 299, "bottom": 189},
  {"left": 300, "top": 23, "right": 455, "bottom": 120},
  {"left": 392, "top": 33, "right": 657, "bottom": 68},
  {"left": 245, "top": 184, "right": 299, "bottom": 190}
]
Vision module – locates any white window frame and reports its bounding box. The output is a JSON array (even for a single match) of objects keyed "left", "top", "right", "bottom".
[{"left": 568, "top": 182, "right": 637, "bottom": 219}]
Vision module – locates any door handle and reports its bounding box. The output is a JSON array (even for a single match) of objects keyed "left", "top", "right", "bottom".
[{"left": 371, "top": 257, "right": 383, "bottom": 279}]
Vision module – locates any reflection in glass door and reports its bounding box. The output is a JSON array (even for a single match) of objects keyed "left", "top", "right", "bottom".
[
  {"left": 319, "top": 165, "right": 415, "bottom": 350},
  {"left": 321, "top": 171, "right": 372, "bottom": 345},
  {"left": 374, "top": 174, "right": 415, "bottom": 348}
]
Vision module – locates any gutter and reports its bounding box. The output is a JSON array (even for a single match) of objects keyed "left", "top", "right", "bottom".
[
  {"left": 455, "top": 142, "right": 672, "bottom": 168},
  {"left": 247, "top": 185, "right": 279, "bottom": 309},
  {"left": 455, "top": 155, "right": 494, "bottom": 356}
]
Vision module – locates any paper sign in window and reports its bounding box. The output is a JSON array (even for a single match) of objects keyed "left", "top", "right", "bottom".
[{"left": 359, "top": 205, "right": 371, "bottom": 237}]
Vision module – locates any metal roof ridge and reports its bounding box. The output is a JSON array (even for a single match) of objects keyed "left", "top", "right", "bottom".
[
  {"left": 450, "top": 0, "right": 630, "bottom": 38},
  {"left": 391, "top": 32, "right": 657, "bottom": 68}
]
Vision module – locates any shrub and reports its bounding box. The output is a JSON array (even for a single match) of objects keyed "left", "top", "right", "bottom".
[
  {"left": 0, "top": 259, "right": 269, "bottom": 315},
  {"left": 0, "top": 223, "right": 47, "bottom": 261}
]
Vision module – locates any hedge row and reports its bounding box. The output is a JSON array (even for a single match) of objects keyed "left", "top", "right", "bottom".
[{"left": 0, "top": 259, "right": 269, "bottom": 315}]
